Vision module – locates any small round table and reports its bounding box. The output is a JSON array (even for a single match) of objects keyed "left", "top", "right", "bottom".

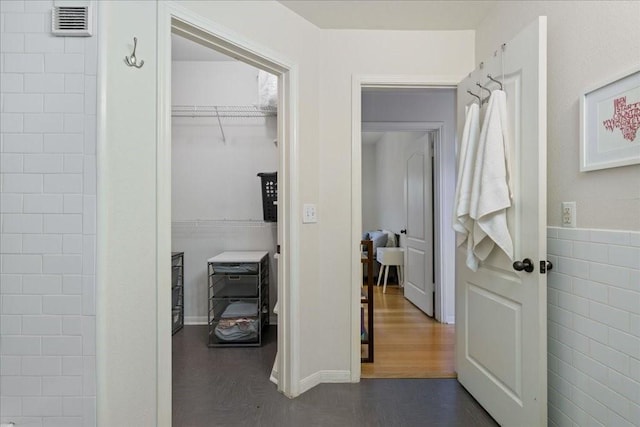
[{"left": 376, "top": 247, "right": 405, "bottom": 293}]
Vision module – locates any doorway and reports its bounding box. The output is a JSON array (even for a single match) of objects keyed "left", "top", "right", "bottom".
[
  {"left": 170, "top": 31, "right": 279, "bottom": 327},
  {"left": 361, "top": 125, "right": 456, "bottom": 378},
  {"left": 156, "top": 6, "right": 301, "bottom": 407},
  {"left": 351, "top": 82, "right": 459, "bottom": 380}
]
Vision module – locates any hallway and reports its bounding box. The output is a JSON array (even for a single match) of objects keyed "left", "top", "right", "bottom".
[{"left": 362, "top": 284, "right": 456, "bottom": 378}]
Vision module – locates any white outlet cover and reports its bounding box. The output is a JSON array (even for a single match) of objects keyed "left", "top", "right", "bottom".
[
  {"left": 561, "top": 201, "right": 576, "bottom": 228},
  {"left": 303, "top": 203, "right": 317, "bottom": 223}
]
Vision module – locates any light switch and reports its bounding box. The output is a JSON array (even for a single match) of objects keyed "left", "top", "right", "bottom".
[{"left": 303, "top": 204, "right": 317, "bottom": 223}]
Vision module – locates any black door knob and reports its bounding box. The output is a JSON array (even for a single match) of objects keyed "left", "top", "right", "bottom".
[
  {"left": 400, "top": 229, "right": 407, "bottom": 234},
  {"left": 513, "top": 258, "right": 534, "bottom": 273}
]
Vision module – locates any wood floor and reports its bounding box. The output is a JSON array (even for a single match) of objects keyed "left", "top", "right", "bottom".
[{"left": 361, "top": 283, "right": 456, "bottom": 379}]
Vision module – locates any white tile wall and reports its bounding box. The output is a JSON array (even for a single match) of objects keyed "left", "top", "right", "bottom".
[
  {"left": 21, "top": 357, "right": 61, "bottom": 377},
  {"left": 24, "top": 74, "right": 65, "bottom": 94},
  {"left": 1, "top": 1, "right": 97, "bottom": 425},
  {"left": 0, "top": 316, "right": 22, "bottom": 335},
  {"left": 548, "top": 227, "right": 640, "bottom": 427}
]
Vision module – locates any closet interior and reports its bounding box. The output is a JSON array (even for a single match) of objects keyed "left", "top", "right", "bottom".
[{"left": 170, "top": 33, "right": 279, "bottom": 350}]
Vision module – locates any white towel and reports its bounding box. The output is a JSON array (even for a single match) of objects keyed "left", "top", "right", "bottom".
[
  {"left": 453, "top": 102, "right": 481, "bottom": 270},
  {"left": 470, "top": 90, "right": 514, "bottom": 262}
]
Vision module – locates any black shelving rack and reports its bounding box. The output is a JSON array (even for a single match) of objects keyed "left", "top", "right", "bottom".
[
  {"left": 207, "top": 251, "right": 269, "bottom": 347},
  {"left": 172, "top": 252, "right": 185, "bottom": 335}
]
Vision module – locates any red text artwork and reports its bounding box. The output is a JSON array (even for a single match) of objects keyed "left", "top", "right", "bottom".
[{"left": 602, "top": 96, "right": 640, "bottom": 143}]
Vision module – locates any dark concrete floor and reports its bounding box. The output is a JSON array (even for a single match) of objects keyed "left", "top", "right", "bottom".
[{"left": 172, "top": 325, "right": 497, "bottom": 427}]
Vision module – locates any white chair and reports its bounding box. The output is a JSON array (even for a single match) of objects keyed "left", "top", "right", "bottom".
[{"left": 376, "top": 247, "right": 405, "bottom": 293}]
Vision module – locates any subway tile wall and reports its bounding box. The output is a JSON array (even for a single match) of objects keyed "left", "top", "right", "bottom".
[
  {"left": 547, "top": 227, "right": 640, "bottom": 427},
  {"left": 0, "top": 1, "right": 97, "bottom": 426}
]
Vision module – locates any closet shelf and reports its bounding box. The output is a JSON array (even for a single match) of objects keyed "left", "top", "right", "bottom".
[
  {"left": 172, "top": 105, "right": 277, "bottom": 143},
  {"left": 171, "top": 105, "right": 277, "bottom": 118}
]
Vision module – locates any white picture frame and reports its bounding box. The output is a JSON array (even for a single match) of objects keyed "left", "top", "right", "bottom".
[{"left": 580, "top": 66, "right": 640, "bottom": 172}]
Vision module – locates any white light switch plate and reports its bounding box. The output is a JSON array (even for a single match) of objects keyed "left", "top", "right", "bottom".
[{"left": 303, "top": 204, "right": 317, "bottom": 223}]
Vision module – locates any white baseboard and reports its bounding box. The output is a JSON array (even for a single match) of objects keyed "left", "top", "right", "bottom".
[
  {"left": 444, "top": 315, "right": 455, "bottom": 324},
  {"left": 270, "top": 364, "right": 279, "bottom": 385},
  {"left": 299, "top": 370, "right": 351, "bottom": 394},
  {"left": 184, "top": 316, "right": 207, "bottom": 325}
]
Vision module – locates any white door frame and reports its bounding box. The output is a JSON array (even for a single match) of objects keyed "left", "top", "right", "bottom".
[
  {"left": 156, "top": 3, "right": 302, "bottom": 416},
  {"left": 351, "top": 75, "right": 458, "bottom": 379}
]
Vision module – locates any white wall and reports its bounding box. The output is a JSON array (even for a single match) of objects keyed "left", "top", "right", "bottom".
[
  {"left": 97, "top": 1, "right": 159, "bottom": 425},
  {"left": 361, "top": 142, "right": 377, "bottom": 232},
  {"left": 172, "top": 61, "right": 257, "bottom": 107},
  {"left": 475, "top": 1, "right": 640, "bottom": 231},
  {"left": 475, "top": 3, "right": 640, "bottom": 426},
  {"left": 98, "top": 1, "right": 321, "bottom": 422},
  {"left": 171, "top": 60, "right": 278, "bottom": 322},
  {"left": 172, "top": 62, "right": 277, "bottom": 221},
  {"left": 98, "top": 0, "right": 474, "bottom": 420},
  {"left": 0, "top": 0, "right": 97, "bottom": 425},
  {"left": 315, "top": 29, "right": 472, "bottom": 378},
  {"left": 362, "top": 132, "right": 428, "bottom": 233}
]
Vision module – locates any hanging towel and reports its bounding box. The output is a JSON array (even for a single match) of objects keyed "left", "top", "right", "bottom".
[
  {"left": 452, "top": 102, "right": 481, "bottom": 270},
  {"left": 470, "top": 90, "right": 514, "bottom": 263}
]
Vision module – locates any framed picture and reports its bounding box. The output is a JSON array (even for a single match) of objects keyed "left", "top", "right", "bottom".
[{"left": 580, "top": 66, "right": 640, "bottom": 171}]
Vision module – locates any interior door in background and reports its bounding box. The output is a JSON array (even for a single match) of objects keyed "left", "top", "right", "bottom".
[
  {"left": 455, "top": 17, "right": 548, "bottom": 426},
  {"left": 403, "top": 139, "right": 434, "bottom": 317}
]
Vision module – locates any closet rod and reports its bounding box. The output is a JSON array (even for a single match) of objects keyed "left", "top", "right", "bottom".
[
  {"left": 171, "top": 105, "right": 277, "bottom": 118},
  {"left": 172, "top": 105, "right": 277, "bottom": 144}
]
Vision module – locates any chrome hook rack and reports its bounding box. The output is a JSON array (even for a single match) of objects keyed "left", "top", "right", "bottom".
[
  {"left": 467, "top": 90, "right": 481, "bottom": 104},
  {"left": 487, "top": 74, "right": 503, "bottom": 90},
  {"left": 476, "top": 82, "right": 491, "bottom": 97},
  {"left": 125, "top": 37, "right": 144, "bottom": 69}
]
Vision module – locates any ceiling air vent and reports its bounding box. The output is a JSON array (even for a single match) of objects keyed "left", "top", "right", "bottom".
[{"left": 52, "top": 4, "right": 92, "bottom": 36}]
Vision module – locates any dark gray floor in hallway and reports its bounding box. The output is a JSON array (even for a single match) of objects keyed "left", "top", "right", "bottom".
[{"left": 173, "top": 325, "right": 498, "bottom": 427}]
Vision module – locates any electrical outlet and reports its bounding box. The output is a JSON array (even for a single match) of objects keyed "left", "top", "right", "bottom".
[
  {"left": 561, "top": 202, "right": 576, "bottom": 228},
  {"left": 303, "top": 203, "right": 317, "bottom": 223}
]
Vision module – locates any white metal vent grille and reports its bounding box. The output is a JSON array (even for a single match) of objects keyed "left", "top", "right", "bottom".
[{"left": 52, "top": 5, "right": 92, "bottom": 36}]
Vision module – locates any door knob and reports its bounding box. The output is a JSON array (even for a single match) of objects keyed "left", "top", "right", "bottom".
[
  {"left": 513, "top": 258, "right": 534, "bottom": 273},
  {"left": 400, "top": 229, "right": 407, "bottom": 234}
]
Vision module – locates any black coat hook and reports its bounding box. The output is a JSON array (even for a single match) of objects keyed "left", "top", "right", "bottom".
[{"left": 125, "top": 37, "right": 144, "bottom": 69}]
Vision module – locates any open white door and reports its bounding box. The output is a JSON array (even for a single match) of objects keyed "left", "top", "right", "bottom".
[
  {"left": 403, "top": 141, "right": 434, "bottom": 317},
  {"left": 455, "top": 17, "right": 547, "bottom": 426}
]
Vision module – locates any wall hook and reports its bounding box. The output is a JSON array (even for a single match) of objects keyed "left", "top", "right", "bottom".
[{"left": 125, "top": 37, "right": 144, "bottom": 68}]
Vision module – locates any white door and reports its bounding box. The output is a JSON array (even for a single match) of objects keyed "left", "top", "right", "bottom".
[
  {"left": 403, "top": 140, "right": 434, "bottom": 316},
  {"left": 455, "top": 17, "right": 547, "bottom": 426}
]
